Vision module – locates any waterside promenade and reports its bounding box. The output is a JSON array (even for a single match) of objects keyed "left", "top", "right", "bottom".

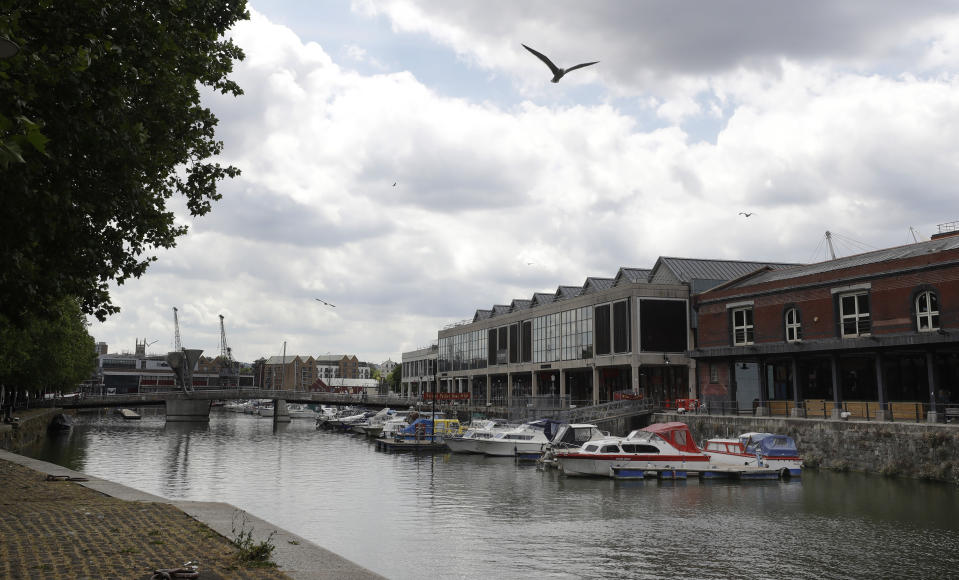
[{"left": 0, "top": 450, "right": 382, "bottom": 580}]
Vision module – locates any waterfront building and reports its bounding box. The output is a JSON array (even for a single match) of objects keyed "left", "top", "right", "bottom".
[
  {"left": 690, "top": 226, "right": 959, "bottom": 421},
  {"left": 262, "top": 355, "right": 318, "bottom": 391},
  {"left": 400, "top": 345, "right": 438, "bottom": 398},
  {"left": 434, "top": 258, "right": 795, "bottom": 407}
]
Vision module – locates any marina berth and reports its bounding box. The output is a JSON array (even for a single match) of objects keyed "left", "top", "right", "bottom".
[
  {"left": 538, "top": 423, "right": 609, "bottom": 467},
  {"left": 703, "top": 432, "right": 803, "bottom": 477}
]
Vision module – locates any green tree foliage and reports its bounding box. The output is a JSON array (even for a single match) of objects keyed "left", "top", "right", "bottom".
[
  {"left": 0, "top": 1, "right": 248, "bottom": 324},
  {"left": 0, "top": 297, "right": 96, "bottom": 398},
  {"left": 386, "top": 365, "right": 401, "bottom": 391}
]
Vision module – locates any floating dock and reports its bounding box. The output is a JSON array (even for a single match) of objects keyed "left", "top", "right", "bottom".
[{"left": 117, "top": 408, "right": 141, "bottom": 420}]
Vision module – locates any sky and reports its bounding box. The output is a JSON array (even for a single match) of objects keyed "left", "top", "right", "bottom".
[{"left": 90, "top": 0, "right": 959, "bottom": 364}]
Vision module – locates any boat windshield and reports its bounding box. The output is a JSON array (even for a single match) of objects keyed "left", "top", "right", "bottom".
[{"left": 625, "top": 430, "right": 656, "bottom": 442}]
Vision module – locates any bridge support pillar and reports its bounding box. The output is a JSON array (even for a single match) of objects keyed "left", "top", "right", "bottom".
[
  {"left": 273, "top": 399, "right": 291, "bottom": 423},
  {"left": 165, "top": 399, "right": 212, "bottom": 422}
]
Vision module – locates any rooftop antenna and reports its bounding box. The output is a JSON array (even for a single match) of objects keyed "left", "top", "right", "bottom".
[
  {"left": 172, "top": 307, "right": 182, "bottom": 350},
  {"left": 824, "top": 231, "right": 837, "bottom": 260}
]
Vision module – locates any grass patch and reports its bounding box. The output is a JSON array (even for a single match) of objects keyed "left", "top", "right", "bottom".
[{"left": 231, "top": 512, "right": 276, "bottom": 566}]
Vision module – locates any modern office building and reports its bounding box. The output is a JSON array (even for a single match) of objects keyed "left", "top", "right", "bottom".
[{"left": 433, "top": 257, "right": 796, "bottom": 407}]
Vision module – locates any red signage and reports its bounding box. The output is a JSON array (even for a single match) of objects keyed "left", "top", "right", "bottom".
[{"left": 423, "top": 392, "right": 471, "bottom": 401}]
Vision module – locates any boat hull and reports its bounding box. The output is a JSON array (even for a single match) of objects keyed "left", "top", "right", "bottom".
[{"left": 558, "top": 454, "right": 710, "bottom": 477}]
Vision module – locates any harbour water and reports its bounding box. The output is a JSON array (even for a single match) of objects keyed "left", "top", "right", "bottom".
[{"left": 21, "top": 409, "right": 959, "bottom": 579}]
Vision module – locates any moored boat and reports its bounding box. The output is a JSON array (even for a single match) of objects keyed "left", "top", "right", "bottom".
[
  {"left": 555, "top": 422, "right": 710, "bottom": 477},
  {"left": 704, "top": 432, "right": 803, "bottom": 477},
  {"left": 473, "top": 419, "right": 559, "bottom": 457},
  {"left": 445, "top": 418, "right": 512, "bottom": 454}
]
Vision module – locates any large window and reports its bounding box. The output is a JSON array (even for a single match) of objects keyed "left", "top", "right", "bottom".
[
  {"left": 595, "top": 304, "right": 611, "bottom": 355},
  {"left": 785, "top": 307, "right": 802, "bottom": 342},
  {"left": 840, "top": 292, "right": 871, "bottom": 337},
  {"left": 612, "top": 300, "right": 631, "bottom": 353},
  {"left": 916, "top": 290, "right": 940, "bottom": 332},
  {"left": 732, "top": 307, "right": 754, "bottom": 346},
  {"left": 639, "top": 299, "right": 687, "bottom": 352},
  {"left": 533, "top": 306, "right": 593, "bottom": 363}
]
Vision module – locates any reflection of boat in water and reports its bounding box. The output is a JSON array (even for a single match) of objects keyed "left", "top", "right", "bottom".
[
  {"left": 117, "top": 408, "right": 141, "bottom": 420},
  {"left": 287, "top": 404, "right": 317, "bottom": 420},
  {"left": 48, "top": 413, "right": 74, "bottom": 431}
]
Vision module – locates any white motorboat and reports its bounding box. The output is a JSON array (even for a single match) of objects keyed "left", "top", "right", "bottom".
[
  {"left": 704, "top": 432, "right": 803, "bottom": 477},
  {"left": 473, "top": 419, "right": 558, "bottom": 457},
  {"left": 538, "top": 423, "right": 609, "bottom": 466},
  {"left": 445, "top": 418, "right": 512, "bottom": 454},
  {"left": 287, "top": 403, "right": 317, "bottom": 420},
  {"left": 555, "top": 422, "right": 710, "bottom": 477},
  {"left": 352, "top": 408, "right": 397, "bottom": 436}
]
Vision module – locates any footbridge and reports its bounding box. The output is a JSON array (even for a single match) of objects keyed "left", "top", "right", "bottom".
[{"left": 44, "top": 388, "right": 661, "bottom": 426}]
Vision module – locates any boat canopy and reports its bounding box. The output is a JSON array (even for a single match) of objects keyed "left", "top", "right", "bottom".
[
  {"left": 641, "top": 422, "right": 702, "bottom": 453},
  {"left": 400, "top": 418, "right": 433, "bottom": 435},
  {"left": 742, "top": 433, "right": 798, "bottom": 457},
  {"left": 527, "top": 419, "right": 567, "bottom": 441}
]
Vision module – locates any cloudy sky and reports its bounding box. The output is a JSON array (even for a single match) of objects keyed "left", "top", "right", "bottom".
[{"left": 90, "top": 0, "right": 959, "bottom": 364}]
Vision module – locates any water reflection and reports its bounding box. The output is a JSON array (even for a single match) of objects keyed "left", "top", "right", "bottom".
[{"left": 19, "top": 411, "right": 959, "bottom": 580}]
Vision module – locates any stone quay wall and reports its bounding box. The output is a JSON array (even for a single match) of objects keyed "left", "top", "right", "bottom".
[
  {"left": 0, "top": 408, "right": 60, "bottom": 452},
  {"left": 658, "top": 412, "right": 959, "bottom": 485}
]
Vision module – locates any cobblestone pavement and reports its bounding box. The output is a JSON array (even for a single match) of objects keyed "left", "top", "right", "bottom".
[{"left": 0, "top": 459, "right": 291, "bottom": 580}]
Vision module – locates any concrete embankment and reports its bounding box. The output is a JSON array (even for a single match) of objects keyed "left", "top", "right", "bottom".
[
  {"left": 0, "top": 411, "right": 383, "bottom": 580},
  {"left": 659, "top": 412, "right": 959, "bottom": 485}
]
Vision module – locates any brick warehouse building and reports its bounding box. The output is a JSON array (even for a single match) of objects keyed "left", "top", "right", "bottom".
[{"left": 690, "top": 229, "right": 959, "bottom": 422}]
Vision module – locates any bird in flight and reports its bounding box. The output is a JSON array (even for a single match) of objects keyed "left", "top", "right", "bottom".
[
  {"left": 314, "top": 298, "right": 336, "bottom": 307},
  {"left": 739, "top": 212, "right": 754, "bottom": 218},
  {"left": 392, "top": 182, "right": 396, "bottom": 187},
  {"left": 522, "top": 44, "right": 598, "bottom": 83}
]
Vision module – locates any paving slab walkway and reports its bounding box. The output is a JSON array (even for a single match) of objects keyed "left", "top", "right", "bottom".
[{"left": 0, "top": 450, "right": 383, "bottom": 580}]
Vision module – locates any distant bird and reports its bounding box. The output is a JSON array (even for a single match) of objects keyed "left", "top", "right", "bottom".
[
  {"left": 522, "top": 44, "right": 598, "bottom": 83},
  {"left": 392, "top": 182, "right": 396, "bottom": 187},
  {"left": 314, "top": 298, "right": 336, "bottom": 307},
  {"left": 739, "top": 212, "right": 754, "bottom": 218}
]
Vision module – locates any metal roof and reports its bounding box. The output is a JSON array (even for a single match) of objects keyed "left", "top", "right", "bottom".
[
  {"left": 510, "top": 299, "right": 532, "bottom": 312},
  {"left": 531, "top": 292, "right": 555, "bottom": 306},
  {"left": 582, "top": 277, "right": 615, "bottom": 294},
  {"left": 651, "top": 257, "right": 798, "bottom": 285},
  {"left": 727, "top": 236, "right": 959, "bottom": 287},
  {"left": 491, "top": 304, "right": 511, "bottom": 317},
  {"left": 473, "top": 309, "right": 492, "bottom": 322},
  {"left": 555, "top": 286, "right": 583, "bottom": 300},
  {"left": 614, "top": 268, "right": 651, "bottom": 285}
]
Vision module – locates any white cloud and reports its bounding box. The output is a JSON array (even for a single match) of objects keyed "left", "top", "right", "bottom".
[{"left": 89, "top": 4, "right": 959, "bottom": 366}]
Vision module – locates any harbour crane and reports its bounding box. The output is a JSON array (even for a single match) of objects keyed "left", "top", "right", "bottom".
[
  {"left": 219, "top": 314, "right": 238, "bottom": 386},
  {"left": 173, "top": 307, "right": 182, "bottom": 351}
]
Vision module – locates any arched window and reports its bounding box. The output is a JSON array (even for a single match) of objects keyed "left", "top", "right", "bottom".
[
  {"left": 916, "top": 290, "right": 940, "bottom": 331},
  {"left": 785, "top": 308, "right": 802, "bottom": 342}
]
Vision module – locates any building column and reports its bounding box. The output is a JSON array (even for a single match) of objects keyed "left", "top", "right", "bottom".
[
  {"left": 558, "top": 371, "right": 566, "bottom": 406},
  {"left": 755, "top": 357, "right": 770, "bottom": 416},
  {"left": 592, "top": 366, "right": 600, "bottom": 406},
  {"left": 728, "top": 359, "right": 738, "bottom": 415},
  {"left": 830, "top": 354, "right": 842, "bottom": 420},
  {"left": 631, "top": 364, "right": 640, "bottom": 394},
  {"left": 790, "top": 356, "right": 804, "bottom": 417},
  {"left": 507, "top": 373, "right": 514, "bottom": 407},
  {"left": 927, "top": 350, "right": 940, "bottom": 423},
  {"left": 874, "top": 352, "right": 890, "bottom": 422},
  {"left": 531, "top": 372, "right": 538, "bottom": 397}
]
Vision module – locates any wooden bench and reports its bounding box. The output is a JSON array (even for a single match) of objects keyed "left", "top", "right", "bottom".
[{"left": 889, "top": 402, "right": 924, "bottom": 422}]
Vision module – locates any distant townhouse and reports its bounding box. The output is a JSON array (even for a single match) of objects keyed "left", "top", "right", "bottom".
[
  {"left": 262, "top": 355, "right": 318, "bottom": 391},
  {"left": 690, "top": 230, "right": 959, "bottom": 422},
  {"left": 433, "top": 257, "right": 795, "bottom": 407}
]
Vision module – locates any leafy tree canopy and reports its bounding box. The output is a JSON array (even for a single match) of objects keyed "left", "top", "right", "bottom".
[
  {"left": 0, "top": 1, "right": 248, "bottom": 324},
  {"left": 0, "top": 296, "right": 96, "bottom": 396}
]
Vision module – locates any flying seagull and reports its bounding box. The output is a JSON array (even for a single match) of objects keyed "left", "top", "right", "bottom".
[
  {"left": 739, "top": 212, "right": 754, "bottom": 217},
  {"left": 314, "top": 298, "right": 336, "bottom": 307},
  {"left": 522, "top": 44, "right": 598, "bottom": 83},
  {"left": 392, "top": 182, "right": 396, "bottom": 187}
]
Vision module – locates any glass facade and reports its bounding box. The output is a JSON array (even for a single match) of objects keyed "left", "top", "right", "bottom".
[
  {"left": 533, "top": 306, "right": 594, "bottom": 363},
  {"left": 438, "top": 329, "right": 488, "bottom": 372}
]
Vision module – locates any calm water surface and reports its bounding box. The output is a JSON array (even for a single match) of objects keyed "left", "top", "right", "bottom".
[{"left": 22, "top": 410, "right": 959, "bottom": 579}]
